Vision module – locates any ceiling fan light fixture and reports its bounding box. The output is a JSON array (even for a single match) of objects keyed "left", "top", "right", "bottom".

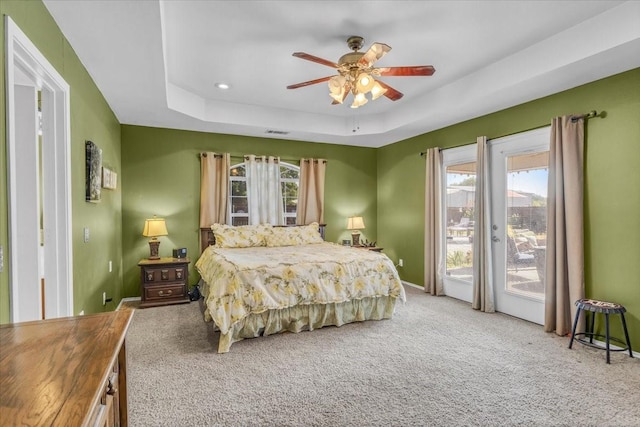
[
  {"left": 288, "top": 36, "right": 435, "bottom": 108},
  {"left": 355, "top": 73, "right": 375, "bottom": 93},
  {"left": 370, "top": 81, "right": 387, "bottom": 100},
  {"left": 351, "top": 92, "right": 368, "bottom": 109},
  {"left": 328, "top": 75, "right": 346, "bottom": 94},
  {"left": 329, "top": 75, "right": 347, "bottom": 103},
  {"left": 330, "top": 92, "right": 345, "bottom": 103}
]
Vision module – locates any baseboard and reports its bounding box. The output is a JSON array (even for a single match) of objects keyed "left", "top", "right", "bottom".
[
  {"left": 402, "top": 280, "right": 423, "bottom": 290},
  {"left": 576, "top": 337, "right": 640, "bottom": 359},
  {"left": 117, "top": 296, "right": 141, "bottom": 311}
]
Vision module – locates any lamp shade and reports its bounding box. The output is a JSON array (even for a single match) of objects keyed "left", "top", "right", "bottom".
[
  {"left": 142, "top": 217, "right": 168, "bottom": 237},
  {"left": 347, "top": 216, "right": 365, "bottom": 230},
  {"left": 355, "top": 73, "right": 375, "bottom": 93},
  {"left": 370, "top": 81, "right": 387, "bottom": 100},
  {"left": 350, "top": 92, "right": 368, "bottom": 109}
]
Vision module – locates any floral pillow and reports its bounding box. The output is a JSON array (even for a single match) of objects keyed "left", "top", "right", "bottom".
[
  {"left": 265, "top": 222, "right": 324, "bottom": 247},
  {"left": 211, "top": 223, "right": 272, "bottom": 248}
]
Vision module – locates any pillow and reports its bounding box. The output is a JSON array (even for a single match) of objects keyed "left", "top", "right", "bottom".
[
  {"left": 211, "top": 223, "right": 272, "bottom": 248},
  {"left": 265, "top": 222, "right": 324, "bottom": 247}
]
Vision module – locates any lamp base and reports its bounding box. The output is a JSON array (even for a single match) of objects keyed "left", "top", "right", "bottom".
[
  {"left": 351, "top": 232, "right": 361, "bottom": 247},
  {"left": 148, "top": 239, "right": 161, "bottom": 260}
]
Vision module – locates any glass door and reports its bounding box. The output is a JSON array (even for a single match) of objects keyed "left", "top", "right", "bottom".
[
  {"left": 489, "top": 128, "right": 549, "bottom": 324},
  {"left": 442, "top": 145, "right": 477, "bottom": 302}
]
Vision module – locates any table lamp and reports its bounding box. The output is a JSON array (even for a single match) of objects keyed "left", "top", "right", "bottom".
[
  {"left": 142, "top": 216, "right": 168, "bottom": 259},
  {"left": 347, "top": 216, "right": 365, "bottom": 246}
]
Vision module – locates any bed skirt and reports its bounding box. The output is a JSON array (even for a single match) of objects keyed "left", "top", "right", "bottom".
[{"left": 214, "top": 295, "right": 399, "bottom": 353}]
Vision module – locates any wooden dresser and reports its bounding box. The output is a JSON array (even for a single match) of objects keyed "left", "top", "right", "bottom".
[{"left": 0, "top": 309, "right": 134, "bottom": 426}]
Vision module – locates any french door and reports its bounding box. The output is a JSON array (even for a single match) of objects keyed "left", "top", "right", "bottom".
[
  {"left": 441, "top": 128, "right": 549, "bottom": 324},
  {"left": 489, "top": 128, "right": 550, "bottom": 324}
]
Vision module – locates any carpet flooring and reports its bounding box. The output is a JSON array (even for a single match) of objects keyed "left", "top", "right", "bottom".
[{"left": 126, "top": 285, "right": 640, "bottom": 426}]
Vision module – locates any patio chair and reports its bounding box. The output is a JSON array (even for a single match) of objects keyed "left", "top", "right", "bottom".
[{"left": 507, "top": 235, "right": 535, "bottom": 272}]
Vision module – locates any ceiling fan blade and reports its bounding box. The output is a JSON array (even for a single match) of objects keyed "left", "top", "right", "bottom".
[
  {"left": 287, "top": 76, "right": 333, "bottom": 90},
  {"left": 376, "top": 80, "right": 404, "bottom": 101},
  {"left": 378, "top": 65, "right": 436, "bottom": 77},
  {"left": 358, "top": 42, "right": 391, "bottom": 68},
  {"left": 292, "top": 52, "right": 339, "bottom": 69}
]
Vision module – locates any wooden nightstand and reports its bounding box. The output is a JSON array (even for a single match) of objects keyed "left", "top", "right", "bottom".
[{"left": 138, "top": 257, "right": 190, "bottom": 308}]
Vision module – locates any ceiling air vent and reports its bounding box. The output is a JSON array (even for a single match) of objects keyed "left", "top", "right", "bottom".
[{"left": 265, "top": 129, "right": 289, "bottom": 135}]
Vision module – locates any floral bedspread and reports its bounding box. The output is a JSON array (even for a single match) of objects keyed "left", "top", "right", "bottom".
[{"left": 195, "top": 242, "right": 405, "bottom": 334}]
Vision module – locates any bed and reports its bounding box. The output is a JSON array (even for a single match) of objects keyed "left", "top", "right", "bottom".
[{"left": 195, "top": 222, "right": 406, "bottom": 353}]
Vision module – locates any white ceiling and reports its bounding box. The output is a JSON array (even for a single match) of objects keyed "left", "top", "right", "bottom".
[{"left": 43, "top": 1, "right": 640, "bottom": 148}]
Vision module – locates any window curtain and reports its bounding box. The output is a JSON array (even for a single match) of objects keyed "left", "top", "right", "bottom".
[
  {"left": 472, "top": 136, "right": 495, "bottom": 312},
  {"left": 296, "top": 158, "right": 326, "bottom": 224},
  {"left": 199, "top": 152, "right": 230, "bottom": 228},
  {"left": 544, "top": 116, "right": 585, "bottom": 336},
  {"left": 424, "top": 148, "right": 444, "bottom": 295},
  {"left": 245, "top": 155, "right": 284, "bottom": 225}
]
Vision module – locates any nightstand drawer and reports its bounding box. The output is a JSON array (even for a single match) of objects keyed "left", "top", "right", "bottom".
[
  {"left": 143, "top": 266, "right": 186, "bottom": 283},
  {"left": 144, "top": 283, "right": 186, "bottom": 301}
]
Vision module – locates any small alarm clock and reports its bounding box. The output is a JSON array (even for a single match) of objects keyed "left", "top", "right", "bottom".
[{"left": 173, "top": 248, "right": 187, "bottom": 259}]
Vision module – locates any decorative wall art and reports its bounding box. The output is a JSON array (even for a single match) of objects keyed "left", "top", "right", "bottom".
[
  {"left": 102, "top": 166, "right": 117, "bottom": 190},
  {"left": 85, "top": 140, "right": 102, "bottom": 202}
]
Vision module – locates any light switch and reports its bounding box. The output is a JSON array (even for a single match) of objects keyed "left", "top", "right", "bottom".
[{"left": 0, "top": 245, "right": 3, "bottom": 273}]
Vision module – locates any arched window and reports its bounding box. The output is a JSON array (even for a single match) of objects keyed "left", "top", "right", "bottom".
[{"left": 229, "top": 162, "right": 300, "bottom": 226}]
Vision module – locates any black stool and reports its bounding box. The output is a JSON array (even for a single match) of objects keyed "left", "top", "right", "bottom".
[{"left": 568, "top": 298, "right": 633, "bottom": 364}]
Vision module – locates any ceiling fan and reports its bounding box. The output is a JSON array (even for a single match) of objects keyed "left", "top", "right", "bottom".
[{"left": 287, "top": 36, "right": 435, "bottom": 108}]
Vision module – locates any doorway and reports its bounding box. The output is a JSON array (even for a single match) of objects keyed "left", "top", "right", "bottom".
[
  {"left": 440, "top": 127, "right": 550, "bottom": 324},
  {"left": 5, "top": 17, "right": 73, "bottom": 322}
]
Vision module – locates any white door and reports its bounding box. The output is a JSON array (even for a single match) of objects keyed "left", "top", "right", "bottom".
[{"left": 489, "top": 127, "right": 550, "bottom": 324}]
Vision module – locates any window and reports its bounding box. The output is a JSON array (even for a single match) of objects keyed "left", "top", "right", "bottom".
[
  {"left": 229, "top": 162, "right": 300, "bottom": 226},
  {"left": 280, "top": 164, "right": 299, "bottom": 225},
  {"left": 230, "top": 164, "right": 248, "bottom": 225}
]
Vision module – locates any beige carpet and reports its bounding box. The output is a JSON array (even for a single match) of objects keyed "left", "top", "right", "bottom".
[{"left": 126, "top": 285, "right": 640, "bottom": 426}]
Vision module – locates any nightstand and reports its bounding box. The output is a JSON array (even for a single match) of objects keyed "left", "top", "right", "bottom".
[
  {"left": 353, "top": 245, "right": 383, "bottom": 252},
  {"left": 138, "top": 257, "right": 190, "bottom": 308}
]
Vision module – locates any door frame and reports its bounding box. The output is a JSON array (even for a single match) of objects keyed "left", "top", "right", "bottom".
[{"left": 5, "top": 16, "right": 73, "bottom": 322}]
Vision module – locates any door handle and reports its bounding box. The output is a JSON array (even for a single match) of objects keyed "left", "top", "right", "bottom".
[{"left": 492, "top": 236, "right": 500, "bottom": 242}]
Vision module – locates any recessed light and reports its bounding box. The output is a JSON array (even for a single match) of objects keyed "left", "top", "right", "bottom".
[{"left": 215, "top": 83, "right": 230, "bottom": 90}]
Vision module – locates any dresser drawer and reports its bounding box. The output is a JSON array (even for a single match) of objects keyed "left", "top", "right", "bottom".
[
  {"left": 144, "top": 283, "right": 186, "bottom": 301},
  {"left": 143, "top": 266, "right": 186, "bottom": 283}
]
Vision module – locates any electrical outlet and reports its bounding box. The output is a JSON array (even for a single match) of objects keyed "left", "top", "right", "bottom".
[
  {"left": 102, "top": 292, "right": 106, "bottom": 306},
  {"left": 399, "top": 258, "right": 404, "bottom": 267},
  {"left": 83, "top": 227, "right": 90, "bottom": 243}
]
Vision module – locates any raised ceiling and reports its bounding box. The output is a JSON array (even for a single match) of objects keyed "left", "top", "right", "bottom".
[{"left": 43, "top": 1, "right": 640, "bottom": 148}]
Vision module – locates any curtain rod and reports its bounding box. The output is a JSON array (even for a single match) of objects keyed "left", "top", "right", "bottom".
[
  {"left": 419, "top": 110, "right": 602, "bottom": 156},
  {"left": 199, "top": 153, "right": 327, "bottom": 164}
]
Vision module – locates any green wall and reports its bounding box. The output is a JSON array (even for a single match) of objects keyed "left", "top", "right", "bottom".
[
  {"left": 378, "top": 68, "right": 640, "bottom": 347},
  {"left": 120, "top": 126, "right": 378, "bottom": 297},
  {"left": 0, "top": 0, "right": 122, "bottom": 322}
]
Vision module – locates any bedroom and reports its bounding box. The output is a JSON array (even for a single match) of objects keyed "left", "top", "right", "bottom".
[{"left": 0, "top": 0, "right": 639, "bottom": 423}]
